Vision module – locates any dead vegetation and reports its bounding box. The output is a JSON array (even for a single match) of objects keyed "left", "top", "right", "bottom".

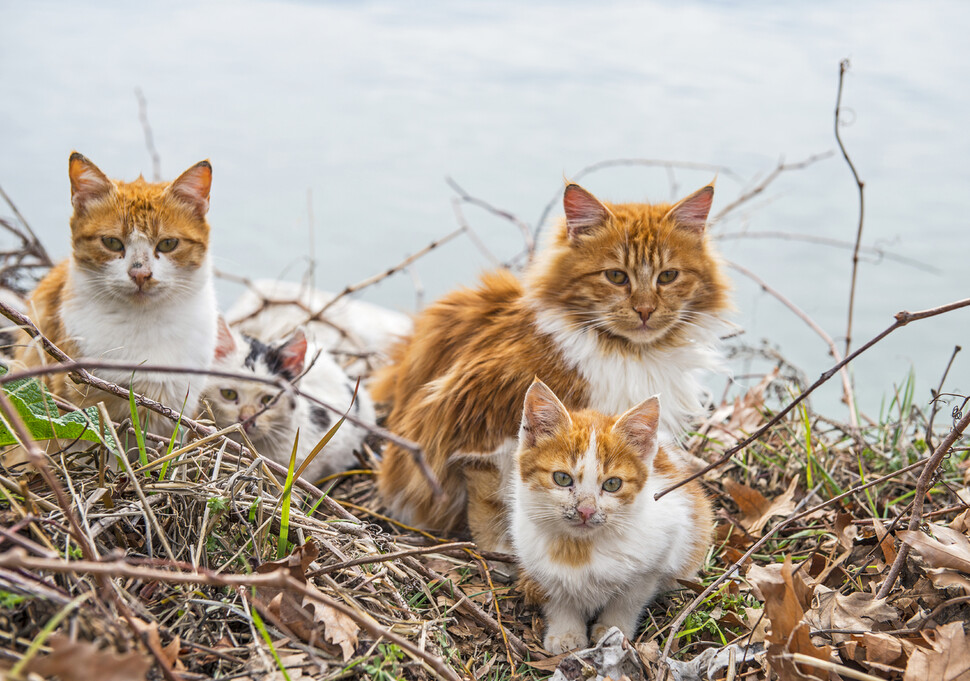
[{"left": 1, "top": 63, "right": 969, "bottom": 681}]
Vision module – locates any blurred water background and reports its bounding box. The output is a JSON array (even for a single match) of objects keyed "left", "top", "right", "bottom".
[{"left": 2, "top": 0, "right": 967, "bottom": 416}]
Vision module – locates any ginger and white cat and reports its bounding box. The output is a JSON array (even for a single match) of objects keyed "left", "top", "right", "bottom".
[
  {"left": 373, "top": 181, "right": 730, "bottom": 551},
  {"left": 17, "top": 153, "right": 217, "bottom": 434},
  {"left": 204, "top": 321, "right": 375, "bottom": 482},
  {"left": 511, "top": 379, "right": 712, "bottom": 654}
]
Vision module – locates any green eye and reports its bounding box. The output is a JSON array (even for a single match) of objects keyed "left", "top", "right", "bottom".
[
  {"left": 220, "top": 388, "right": 238, "bottom": 401},
  {"left": 101, "top": 236, "right": 124, "bottom": 252},
  {"left": 657, "top": 269, "right": 678, "bottom": 284},
  {"left": 553, "top": 471, "right": 573, "bottom": 487},
  {"left": 260, "top": 394, "right": 274, "bottom": 406},
  {"left": 604, "top": 269, "right": 628, "bottom": 285},
  {"left": 602, "top": 477, "right": 622, "bottom": 493},
  {"left": 156, "top": 238, "right": 179, "bottom": 253}
]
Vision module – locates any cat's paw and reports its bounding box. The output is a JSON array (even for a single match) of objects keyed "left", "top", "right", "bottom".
[
  {"left": 590, "top": 623, "right": 612, "bottom": 644},
  {"left": 544, "top": 629, "right": 587, "bottom": 654}
]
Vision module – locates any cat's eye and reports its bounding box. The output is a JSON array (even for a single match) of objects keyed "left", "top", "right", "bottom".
[
  {"left": 220, "top": 388, "right": 238, "bottom": 401},
  {"left": 657, "top": 269, "right": 678, "bottom": 284},
  {"left": 602, "top": 477, "right": 623, "bottom": 493},
  {"left": 101, "top": 236, "right": 124, "bottom": 252},
  {"left": 604, "top": 269, "right": 629, "bottom": 285},
  {"left": 156, "top": 238, "right": 179, "bottom": 253},
  {"left": 552, "top": 471, "right": 573, "bottom": 487},
  {"left": 260, "top": 394, "right": 274, "bottom": 406}
]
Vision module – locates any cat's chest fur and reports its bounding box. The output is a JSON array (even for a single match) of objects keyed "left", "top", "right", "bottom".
[
  {"left": 60, "top": 259, "right": 217, "bottom": 404},
  {"left": 513, "top": 476, "right": 696, "bottom": 608},
  {"left": 532, "top": 307, "right": 723, "bottom": 436}
]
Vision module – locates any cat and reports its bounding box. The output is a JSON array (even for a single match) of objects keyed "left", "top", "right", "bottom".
[
  {"left": 226, "top": 278, "right": 412, "bottom": 376},
  {"left": 204, "top": 320, "right": 376, "bottom": 482},
  {"left": 16, "top": 152, "right": 218, "bottom": 435},
  {"left": 510, "top": 379, "right": 713, "bottom": 654},
  {"left": 372, "top": 181, "right": 730, "bottom": 551}
]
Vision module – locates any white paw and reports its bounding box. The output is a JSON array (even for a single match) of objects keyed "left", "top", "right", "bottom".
[
  {"left": 590, "top": 623, "right": 611, "bottom": 644},
  {"left": 544, "top": 628, "right": 587, "bottom": 654}
]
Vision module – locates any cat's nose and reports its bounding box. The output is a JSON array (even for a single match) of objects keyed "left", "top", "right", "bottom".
[
  {"left": 634, "top": 304, "right": 655, "bottom": 323},
  {"left": 129, "top": 263, "right": 153, "bottom": 289},
  {"left": 577, "top": 504, "right": 596, "bottom": 522}
]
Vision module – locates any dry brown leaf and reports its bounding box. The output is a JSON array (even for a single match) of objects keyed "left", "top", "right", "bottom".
[
  {"left": 804, "top": 587, "right": 898, "bottom": 640},
  {"left": 927, "top": 567, "right": 970, "bottom": 595},
  {"left": 899, "top": 526, "right": 970, "bottom": 573},
  {"left": 747, "top": 558, "right": 830, "bottom": 680},
  {"left": 903, "top": 621, "right": 970, "bottom": 681},
  {"left": 24, "top": 634, "right": 152, "bottom": 681},
  {"left": 726, "top": 477, "right": 799, "bottom": 535},
  {"left": 704, "top": 368, "right": 777, "bottom": 446},
  {"left": 254, "top": 540, "right": 360, "bottom": 661},
  {"left": 873, "top": 517, "right": 898, "bottom": 565}
]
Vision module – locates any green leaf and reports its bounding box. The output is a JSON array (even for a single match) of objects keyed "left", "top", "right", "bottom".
[{"left": 0, "top": 366, "right": 106, "bottom": 450}]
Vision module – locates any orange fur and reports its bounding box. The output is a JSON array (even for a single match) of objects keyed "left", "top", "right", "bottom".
[{"left": 373, "top": 183, "right": 729, "bottom": 550}]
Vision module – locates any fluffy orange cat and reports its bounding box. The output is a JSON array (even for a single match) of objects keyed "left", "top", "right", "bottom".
[
  {"left": 373, "top": 182, "right": 730, "bottom": 550},
  {"left": 510, "top": 379, "right": 712, "bottom": 653},
  {"left": 16, "top": 153, "right": 218, "bottom": 433}
]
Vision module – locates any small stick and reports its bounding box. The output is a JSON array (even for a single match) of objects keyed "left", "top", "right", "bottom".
[
  {"left": 134, "top": 87, "right": 162, "bottom": 182},
  {"left": 0, "top": 188, "right": 53, "bottom": 267},
  {"left": 656, "top": 296, "right": 970, "bottom": 500},
  {"left": 834, "top": 59, "right": 867, "bottom": 357},
  {"left": 727, "top": 260, "right": 858, "bottom": 427},
  {"left": 925, "top": 345, "right": 961, "bottom": 450},
  {"left": 447, "top": 177, "right": 535, "bottom": 257},
  {"left": 306, "top": 541, "right": 476, "bottom": 577}
]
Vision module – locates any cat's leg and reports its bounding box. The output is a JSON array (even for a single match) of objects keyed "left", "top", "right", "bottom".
[
  {"left": 543, "top": 596, "right": 588, "bottom": 654},
  {"left": 590, "top": 575, "right": 660, "bottom": 643},
  {"left": 465, "top": 464, "right": 512, "bottom": 553}
]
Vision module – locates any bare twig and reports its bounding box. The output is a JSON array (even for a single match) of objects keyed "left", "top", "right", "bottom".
[
  {"left": 714, "top": 230, "right": 937, "bottom": 273},
  {"left": 835, "top": 59, "right": 866, "bottom": 357},
  {"left": 712, "top": 152, "right": 833, "bottom": 224},
  {"left": 134, "top": 87, "right": 162, "bottom": 182},
  {"left": 727, "top": 260, "right": 858, "bottom": 427},
  {"left": 926, "top": 345, "right": 961, "bottom": 450},
  {"left": 0, "top": 188, "right": 53, "bottom": 268},
  {"left": 657, "top": 296, "right": 970, "bottom": 500},
  {"left": 447, "top": 177, "right": 534, "bottom": 257}
]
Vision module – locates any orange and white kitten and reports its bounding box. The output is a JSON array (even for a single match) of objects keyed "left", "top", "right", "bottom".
[
  {"left": 17, "top": 153, "right": 217, "bottom": 433},
  {"left": 511, "top": 379, "right": 712, "bottom": 653},
  {"left": 373, "top": 182, "right": 729, "bottom": 551}
]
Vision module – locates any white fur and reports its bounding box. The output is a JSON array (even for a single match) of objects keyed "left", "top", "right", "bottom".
[
  {"left": 510, "top": 431, "right": 699, "bottom": 653},
  {"left": 204, "top": 331, "right": 376, "bottom": 482},
  {"left": 226, "top": 279, "right": 412, "bottom": 374},
  {"left": 59, "top": 248, "right": 217, "bottom": 433},
  {"left": 532, "top": 306, "right": 725, "bottom": 440}
]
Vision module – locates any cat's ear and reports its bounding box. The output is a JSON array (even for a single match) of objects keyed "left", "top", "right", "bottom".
[
  {"left": 563, "top": 184, "right": 613, "bottom": 240},
  {"left": 68, "top": 152, "right": 114, "bottom": 214},
  {"left": 167, "top": 160, "right": 212, "bottom": 218},
  {"left": 214, "top": 317, "right": 236, "bottom": 362},
  {"left": 520, "top": 378, "right": 571, "bottom": 449},
  {"left": 664, "top": 183, "right": 714, "bottom": 234},
  {"left": 276, "top": 329, "right": 308, "bottom": 381},
  {"left": 613, "top": 395, "right": 661, "bottom": 464}
]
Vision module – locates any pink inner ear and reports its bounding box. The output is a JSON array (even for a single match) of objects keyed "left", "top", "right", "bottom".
[
  {"left": 214, "top": 318, "right": 236, "bottom": 361},
  {"left": 667, "top": 186, "right": 714, "bottom": 233},
  {"left": 614, "top": 396, "right": 660, "bottom": 460},
  {"left": 169, "top": 161, "right": 212, "bottom": 216},
  {"left": 563, "top": 184, "right": 611, "bottom": 238},
  {"left": 522, "top": 380, "right": 570, "bottom": 446},
  {"left": 68, "top": 154, "right": 113, "bottom": 211},
  {"left": 279, "top": 332, "right": 308, "bottom": 377}
]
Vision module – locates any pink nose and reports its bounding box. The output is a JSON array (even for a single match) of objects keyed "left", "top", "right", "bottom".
[
  {"left": 635, "top": 305, "right": 655, "bottom": 323},
  {"left": 577, "top": 505, "right": 596, "bottom": 522},
  {"left": 129, "top": 266, "right": 152, "bottom": 288}
]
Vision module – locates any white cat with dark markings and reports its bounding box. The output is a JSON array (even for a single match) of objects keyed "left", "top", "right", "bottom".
[{"left": 204, "top": 320, "right": 375, "bottom": 482}]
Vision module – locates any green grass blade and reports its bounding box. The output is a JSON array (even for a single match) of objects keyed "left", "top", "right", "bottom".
[
  {"left": 159, "top": 391, "right": 188, "bottom": 481},
  {"left": 292, "top": 378, "right": 361, "bottom": 483},
  {"left": 277, "top": 430, "right": 299, "bottom": 559},
  {"left": 128, "top": 376, "right": 148, "bottom": 469},
  {"left": 250, "top": 599, "right": 292, "bottom": 681}
]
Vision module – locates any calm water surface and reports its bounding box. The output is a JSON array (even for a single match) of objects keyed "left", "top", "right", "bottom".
[{"left": 2, "top": 1, "right": 967, "bottom": 415}]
